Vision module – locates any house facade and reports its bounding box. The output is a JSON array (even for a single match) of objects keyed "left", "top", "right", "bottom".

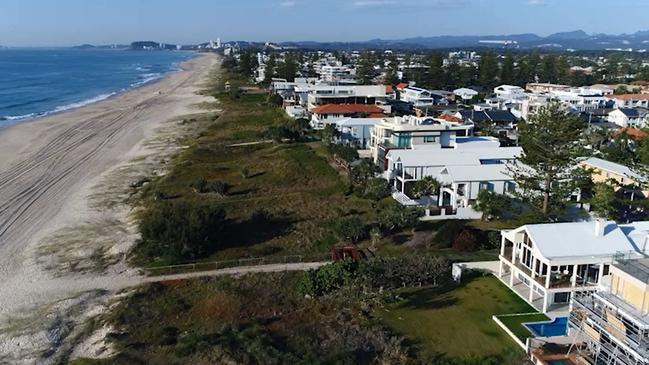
[
  {"left": 309, "top": 104, "right": 386, "bottom": 129},
  {"left": 612, "top": 94, "right": 649, "bottom": 109},
  {"left": 383, "top": 136, "right": 521, "bottom": 211},
  {"left": 306, "top": 85, "right": 387, "bottom": 111},
  {"left": 368, "top": 115, "right": 474, "bottom": 166},
  {"left": 498, "top": 220, "right": 644, "bottom": 313},
  {"left": 608, "top": 108, "right": 649, "bottom": 128}
]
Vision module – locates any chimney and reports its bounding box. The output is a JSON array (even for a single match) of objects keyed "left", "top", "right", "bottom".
[{"left": 595, "top": 218, "right": 606, "bottom": 237}]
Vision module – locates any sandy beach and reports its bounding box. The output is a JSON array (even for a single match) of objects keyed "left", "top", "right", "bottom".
[{"left": 0, "top": 52, "right": 218, "bottom": 363}]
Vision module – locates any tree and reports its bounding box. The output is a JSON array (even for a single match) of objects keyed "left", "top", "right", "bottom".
[
  {"left": 500, "top": 53, "right": 515, "bottom": 85},
  {"left": 384, "top": 54, "right": 400, "bottom": 85},
  {"left": 238, "top": 49, "right": 258, "bottom": 77},
  {"left": 350, "top": 159, "right": 379, "bottom": 186},
  {"left": 262, "top": 53, "right": 277, "bottom": 85},
  {"left": 636, "top": 135, "right": 649, "bottom": 165},
  {"left": 591, "top": 183, "right": 619, "bottom": 220},
  {"left": 411, "top": 176, "right": 440, "bottom": 198},
  {"left": 375, "top": 203, "right": 420, "bottom": 234},
  {"left": 356, "top": 51, "right": 375, "bottom": 84},
  {"left": 508, "top": 103, "right": 586, "bottom": 217},
  {"left": 478, "top": 52, "right": 499, "bottom": 88},
  {"left": 276, "top": 53, "right": 298, "bottom": 81},
  {"left": 540, "top": 54, "right": 558, "bottom": 83},
  {"left": 573, "top": 167, "right": 595, "bottom": 205},
  {"left": 426, "top": 53, "right": 445, "bottom": 89},
  {"left": 474, "top": 189, "right": 512, "bottom": 221},
  {"left": 321, "top": 124, "right": 339, "bottom": 144},
  {"left": 445, "top": 62, "right": 462, "bottom": 90},
  {"left": 333, "top": 216, "right": 366, "bottom": 244}
]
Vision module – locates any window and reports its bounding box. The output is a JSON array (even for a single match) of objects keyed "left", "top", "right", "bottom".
[
  {"left": 424, "top": 136, "right": 437, "bottom": 143},
  {"left": 479, "top": 182, "right": 494, "bottom": 192},
  {"left": 506, "top": 181, "right": 516, "bottom": 193},
  {"left": 554, "top": 292, "right": 570, "bottom": 304}
]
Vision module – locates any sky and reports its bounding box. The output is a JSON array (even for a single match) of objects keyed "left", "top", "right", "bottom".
[{"left": 1, "top": 0, "right": 649, "bottom": 46}]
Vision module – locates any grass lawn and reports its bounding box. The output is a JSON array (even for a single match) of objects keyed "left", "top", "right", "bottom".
[
  {"left": 496, "top": 313, "right": 550, "bottom": 341},
  {"left": 379, "top": 275, "right": 538, "bottom": 362}
]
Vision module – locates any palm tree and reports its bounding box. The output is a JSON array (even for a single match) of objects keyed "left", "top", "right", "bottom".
[{"left": 411, "top": 176, "right": 441, "bottom": 199}]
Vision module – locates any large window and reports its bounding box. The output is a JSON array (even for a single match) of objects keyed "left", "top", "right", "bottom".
[{"left": 424, "top": 136, "right": 437, "bottom": 143}]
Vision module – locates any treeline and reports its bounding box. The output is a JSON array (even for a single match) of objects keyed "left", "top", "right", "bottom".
[{"left": 228, "top": 46, "right": 649, "bottom": 90}]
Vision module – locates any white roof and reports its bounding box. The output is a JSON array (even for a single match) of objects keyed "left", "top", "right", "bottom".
[
  {"left": 388, "top": 146, "right": 522, "bottom": 167},
  {"left": 582, "top": 157, "right": 643, "bottom": 181},
  {"left": 453, "top": 88, "right": 479, "bottom": 96},
  {"left": 440, "top": 164, "right": 511, "bottom": 183},
  {"left": 333, "top": 117, "right": 384, "bottom": 127},
  {"left": 522, "top": 221, "right": 639, "bottom": 259}
]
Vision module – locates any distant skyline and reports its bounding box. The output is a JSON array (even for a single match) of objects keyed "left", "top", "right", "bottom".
[{"left": 1, "top": 0, "right": 649, "bottom": 47}]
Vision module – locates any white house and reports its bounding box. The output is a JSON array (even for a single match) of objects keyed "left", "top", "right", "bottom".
[
  {"left": 608, "top": 108, "right": 649, "bottom": 128},
  {"left": 453, "top": 88, "right": 479, "bottom": 101},
  {"left": 384, "top": 137, "right": 521, "bottom": 212},
  {"left": 494, "top": 85, "right": 527, "bottom": 100},
  {"left": 309, "top": 104, "right": 387, "bottom": 129},
  {"left": 498, "top": 220, "right": 645, "bottom": 313},
  {"left": 369, "top": 115, "right": 474, "bottom": 165},
  {"left": 401, "top": 86, "right": 436, "bottom": 108},
  {"left": 611, "top": 94, "right": 649, "bottom": 109},
  {"left": 332, "top": 117, "right": 384, "bottom": 149},
  {"left": 306, "top": 85, "right": 387, "bottom": 111}
]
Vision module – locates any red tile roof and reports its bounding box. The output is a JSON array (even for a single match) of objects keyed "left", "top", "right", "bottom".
[
  {"left": 311, "top": 104, "right": 385, "bottom": 115},
  {"left": 613, "top": 93, "right": 649, "bottom": 100},
  {"left": 396, "top": 82, "right": 409, "bottom": 90},
  {"left": 613, "top": 127, "right": 649, "bottom": 141},
  {"left": 437, "top": 113, "right": 462, "bottom": 123}
]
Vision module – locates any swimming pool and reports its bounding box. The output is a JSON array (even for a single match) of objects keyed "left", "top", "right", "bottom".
[{"left": 525, "top": 316, "right": 569, "bottom": 337}]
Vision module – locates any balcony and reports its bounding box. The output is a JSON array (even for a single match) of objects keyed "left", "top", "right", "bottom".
[{"left": 571, "top": 293, "right": 649, "bottom": 363}]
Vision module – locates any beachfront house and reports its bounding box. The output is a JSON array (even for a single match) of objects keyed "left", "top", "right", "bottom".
[
  {"left": 384, "top": 137, "right": 521, "bottom": 214},
  {"left": 332, "top": 117, "right": 384, "bottom": 149},
  {"left": 306, "top": 85, "right": 387, "bottom": 111},
  {"left": 368, "top": 115, "right": 474, "bottom": 166},
  {"left": 309, "top": 103, "right": 386, "bottom": 129},
  {"left": 498, "top": 220, "right": 645, "bottom": 313}
]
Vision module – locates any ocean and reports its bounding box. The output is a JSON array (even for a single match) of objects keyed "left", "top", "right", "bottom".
[{"left": 0, "top": 48, "right": 196, "bottom": 128}]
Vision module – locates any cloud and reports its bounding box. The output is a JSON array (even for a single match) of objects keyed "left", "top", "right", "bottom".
[{"left": 279, "top": 1, "right": 296, "bottom": 7}]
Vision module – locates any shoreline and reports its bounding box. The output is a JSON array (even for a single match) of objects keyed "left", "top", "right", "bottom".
[
  {"left": 0, "top": 51, "right": 201, "bottom": 129},
  {"left": 0, "top": 51, "right": 220, "bottom": 364}
]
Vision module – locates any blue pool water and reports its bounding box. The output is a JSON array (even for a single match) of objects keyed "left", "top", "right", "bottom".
[
  {"left": 525, "top": 316, "right": 569, "bottom": 337},
  {"left": 0, "top": 48, "right": 195, "bottom": 127}
]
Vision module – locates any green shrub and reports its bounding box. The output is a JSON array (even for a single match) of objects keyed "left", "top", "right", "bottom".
[
  {"left": 432, "top": 220, "right": 466, "bottom": 248},
  {"left": 328, "top": 144, "right": 359, "bottom": 163},
  {"left": 332, "top": 215, "right": 367, "bottom": 244},
  {"left": 298, "top": 256, "right": 451, "bottom": 297},
  {"left": 363, "top": 178, "right": 391, "bottom": 200},
  {"left": 191, "top": 178, "right": 228, "bottom": 195},
  {"left": 484, "top": 231, "right": 502, "bottom": 250},
  {"left": 137, "top": 200, "right": 226, "bottom": 263},
  {"left": 375, "top": 202, "right": 421, "bottom": 234},
  {"left": 452, "top": 229, "right": 479, "bottom": 252}
]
